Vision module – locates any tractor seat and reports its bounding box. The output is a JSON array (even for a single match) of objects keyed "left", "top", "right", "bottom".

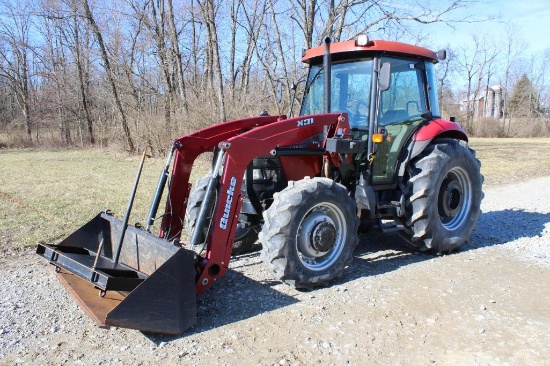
[{"left": 379, "top": 109, "right": 409, "bottom": 125}]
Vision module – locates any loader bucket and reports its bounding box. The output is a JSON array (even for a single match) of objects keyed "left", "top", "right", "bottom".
[{"left": 36, "top": 212, "right": 197, "bottom": 335}]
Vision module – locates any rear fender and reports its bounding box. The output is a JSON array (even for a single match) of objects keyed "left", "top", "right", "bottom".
[
  {"left": 397, "top": 119, "right": 468, "bottom": 178},
  {"left": 413, "top": 118, "right": 468, "bottom": 142}
]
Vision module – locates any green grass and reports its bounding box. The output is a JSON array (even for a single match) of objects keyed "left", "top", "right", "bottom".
[{"left": 1, "top": 138, "right": 549, "bottom": 251}]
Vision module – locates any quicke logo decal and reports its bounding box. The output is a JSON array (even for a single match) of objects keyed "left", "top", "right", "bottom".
[{"left": 219, "top": 176, "right": 237, "bottom": 229}]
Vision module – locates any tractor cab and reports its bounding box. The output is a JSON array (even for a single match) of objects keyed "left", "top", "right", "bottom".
[{"left": 300, "top": 37, "right": 442, "bottom": 185}]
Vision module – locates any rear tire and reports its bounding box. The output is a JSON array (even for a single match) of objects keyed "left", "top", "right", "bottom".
[
  {"left": 402, "top": 139, "right": 483, "bottom": 254},
  {"left": 185, "top": 174, "right": 259, "bottom": 255},
  {"left": 259, "top": 178, "right": 359, "bottom": 289}
]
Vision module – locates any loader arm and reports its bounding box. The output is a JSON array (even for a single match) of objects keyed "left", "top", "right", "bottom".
[
  {"left": 162, "top": 113, "right": 350, "bottom": 293},
  {"left": 159, "top": 115, "right": 284, "bottom": 238}
]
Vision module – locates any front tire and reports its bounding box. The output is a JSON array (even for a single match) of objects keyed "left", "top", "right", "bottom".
[
  {"left": 402, "top": 139, "right": 483, "bottom": 254},
  {"left": 259, "top": 178, "right": 359, "bottom": 289},
  {"left": 232, "top": 218, "right": 260, "bottom": 255},
  {"left": 184, "top": 174, "right": 211, "bottom": 245},
  {"left": 185, "top": 174, "right": 259, "bottom": 255}
]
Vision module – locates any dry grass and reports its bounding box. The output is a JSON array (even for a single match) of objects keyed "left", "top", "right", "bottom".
[
  {"left": 1, "top": 138, "right": 549, "bottom": 250},
  {"left": 469, "top": 138, "right": 550, "bottom": 186},
  {"left": 0, "top": 149, "right": 210, "bottom": 251}
]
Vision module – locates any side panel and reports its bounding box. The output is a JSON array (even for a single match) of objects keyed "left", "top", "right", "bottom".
[{"left": 279, "top": 155, "right": 323, "bottom": 181}]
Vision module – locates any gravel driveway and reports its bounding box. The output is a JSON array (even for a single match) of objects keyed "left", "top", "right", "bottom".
[{"left": 1, "top": 177, "right": 549, "bottom": 365}]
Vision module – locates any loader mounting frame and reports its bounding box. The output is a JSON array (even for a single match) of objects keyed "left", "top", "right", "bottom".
[{"left": 161, "top": 113, "right": 351, "bottom": 293}]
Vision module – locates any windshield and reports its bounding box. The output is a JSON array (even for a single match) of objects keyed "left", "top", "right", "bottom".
[{"left": 300, "top": 58, "right": 373, "bottom": 129}]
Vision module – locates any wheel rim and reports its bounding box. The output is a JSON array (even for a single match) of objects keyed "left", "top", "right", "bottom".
[
  {"left": 235, "top": 225, "right": 253, "bottom": 241},
  {"left": 296, "top": 202, "right": 347, "bottom": 271},
  {"left": 438, "top": 166, "right": 472, "bottom": 231}
]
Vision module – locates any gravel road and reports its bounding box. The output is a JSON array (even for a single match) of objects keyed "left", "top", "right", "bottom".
[{"left": 1, "top": 177, "right": 549, "bottom": 365}]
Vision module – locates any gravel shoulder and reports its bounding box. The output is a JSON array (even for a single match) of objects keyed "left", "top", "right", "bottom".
[{"left": 1, "top": 177, "right": 549, "bottom": 365}]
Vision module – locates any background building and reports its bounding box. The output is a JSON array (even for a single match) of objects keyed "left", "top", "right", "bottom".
[{"left": 461, "top": 85, "right": 504, "bottom": 119}]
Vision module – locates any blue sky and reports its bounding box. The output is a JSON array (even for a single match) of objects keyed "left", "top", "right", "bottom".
[{"left": 426, "top": 0, "right": 550, "bottom": 56}]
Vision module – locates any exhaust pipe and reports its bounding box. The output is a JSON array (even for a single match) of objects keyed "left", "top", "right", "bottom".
[{"left": 324, "top": 37, "right": 332, "bottom": 114}]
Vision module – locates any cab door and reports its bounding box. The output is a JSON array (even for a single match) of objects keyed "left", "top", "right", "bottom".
[{"left": 371, "top": 57, "right": 429, "bottom": 185}]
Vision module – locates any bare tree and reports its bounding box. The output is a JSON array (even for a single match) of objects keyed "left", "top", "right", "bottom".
[
  {"left": 237, "top": 0, "right": 268, "bottom": 97},
  {"left": 1, "top": 0, "right": 524, "bottom": 149},
  {"left": 434, "top": 46, "right": 461, "bottom": 119},
  {"left": 188, "top": 0, "right": 202, "bottom": 87},
  {"left": 82, "top": 0, "right": 135, "bottom": 152},
  {"left": 71, "top": 2, "right": 95, "bottom": 145},
  {"left": 166, "top": 0, "right": 189, "bottom": 115},
  {"left": 40, "top": 4, "right": 71, "bottom": 145},
  {"left": 290, "top": 0, "right": 317, "bottom": 49},
  {"left": 288, "top": 0, "right": 490, "bottom": 50},
  {"left": 456, "top": 34, "right": 498, "bottom": 132},
  {"left": 267, "top": 0, "right": 293, "bottom": 104},
  {"left": 197, "top": 0, "right": 226, "bottom": 121},
  {"left": 0, "top": 0, "right": 33, "bottom": 141},
  {"left": 228, "top": 0, "right": 240, "bottom": 98},
  {"left": 149, "top": 0, "right": 176, "bottom": 131}
]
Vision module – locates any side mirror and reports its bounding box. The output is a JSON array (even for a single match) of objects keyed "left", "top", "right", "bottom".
[
  {"left": 276, "top": 81, "right": 283, "bottom": 103},
  {"left": 379, "top": 62, "right": 391, "bottom": 91}
]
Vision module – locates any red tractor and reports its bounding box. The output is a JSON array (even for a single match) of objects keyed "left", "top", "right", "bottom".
[{"left": 37, "top": 36, "right": 483, "bottom": 335}]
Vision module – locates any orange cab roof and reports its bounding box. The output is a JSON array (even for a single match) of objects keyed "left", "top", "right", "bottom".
[{"left": 302, "top": 39, "right": 438, "bottom": 64}]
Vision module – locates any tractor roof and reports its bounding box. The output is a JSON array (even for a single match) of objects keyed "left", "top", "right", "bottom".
[{"left": 302, "top": 39, "right": 438, "bottom": 64}]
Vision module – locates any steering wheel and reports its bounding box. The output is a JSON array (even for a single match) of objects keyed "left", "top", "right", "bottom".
[{"left": 347, "top": 99, "right": 369, "bottom": 129}]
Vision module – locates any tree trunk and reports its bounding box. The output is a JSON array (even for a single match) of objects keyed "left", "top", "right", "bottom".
[
  {"left": 150, "top": 0, "right": 174, "bottom": 132},
  {"left": 229, "top": 0, "right": 238, "bottom": 98},
  {"left": 238, "top": 0, "right": 267, "bottom": 97},
  {"left": 190, "top": 0, "right": 200, "bottom": 86},
  {"left": 72, "top": 7, "right": 94, "bottom": 145},
  {"left": 82, "top": 0, "right": 134, "bottom": 152},
  {"left": 167, "top": 0, "right": 189, "bottom": 116},
  {"left": 199, "top": 0, "right": 226, "bottom": 121},
  {"left": 268, "top": 1, "right": 290, "bottom": 101},
  {"left": 20, "top": 44, "right": 32, "bottom": 141}
]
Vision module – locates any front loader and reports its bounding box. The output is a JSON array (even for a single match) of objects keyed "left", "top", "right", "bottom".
[{"left": 37, "top": 36, "right": 483, "bottom": 335}]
